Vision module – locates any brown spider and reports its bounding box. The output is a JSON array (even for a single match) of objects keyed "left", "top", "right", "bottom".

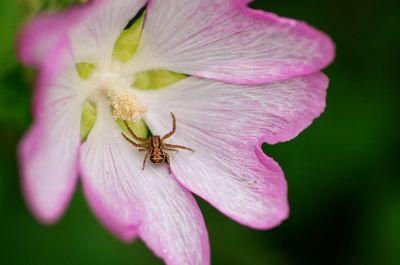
[{"left": 122, "top": 113, "right": 194, "bottom": 173}]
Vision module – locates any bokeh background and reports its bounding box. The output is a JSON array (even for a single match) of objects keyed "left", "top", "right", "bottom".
[{"left": 1, "top": 0, "right": 399, "bottom": 264}]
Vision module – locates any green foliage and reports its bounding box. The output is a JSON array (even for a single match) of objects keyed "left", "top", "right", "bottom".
[{"left": 21, "top": 0, "right": 88, "bottom": 14}]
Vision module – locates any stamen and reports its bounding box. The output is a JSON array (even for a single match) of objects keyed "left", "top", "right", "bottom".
[
  {"left": 107, "top": 89, "right": 147, "bottom": 122},
  {"left": 93, "top": 72, "right": 147, "bottom": 122}
]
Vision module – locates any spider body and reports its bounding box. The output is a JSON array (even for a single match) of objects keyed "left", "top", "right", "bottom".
[
  {"left": 149, "top": 136, "right": 166, "bottom": 164},
  {"left": 122, "top": 113, "right": 194, "bottom": 172}
]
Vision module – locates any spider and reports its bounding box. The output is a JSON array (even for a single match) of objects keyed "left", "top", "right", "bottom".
[{"left": 122, "top": 113, "right": 194, "bottom": 173}]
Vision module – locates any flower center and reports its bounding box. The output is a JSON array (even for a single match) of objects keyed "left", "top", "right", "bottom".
[{"left": 92, "top": 72, "right": 147, "bottom": 122}]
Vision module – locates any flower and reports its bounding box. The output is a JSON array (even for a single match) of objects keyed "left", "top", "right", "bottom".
[{"left": 17, "top": 0, "right": 335, "bottom": 264}]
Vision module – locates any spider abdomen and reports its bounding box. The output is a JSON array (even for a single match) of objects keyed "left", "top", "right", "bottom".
[
  {"left": 149, "top": 136, "right": 165, "bottom": 163},
  {"left": 150, "top": 149, "right": 166, "bottom": 164}
]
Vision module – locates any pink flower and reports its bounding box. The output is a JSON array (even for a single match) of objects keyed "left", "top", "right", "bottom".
[{"left": 17, "top": 0, "right": 335, "bottom": 264}]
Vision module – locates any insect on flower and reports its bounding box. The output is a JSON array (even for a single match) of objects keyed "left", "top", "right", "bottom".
[
  {"left": 122, "top": 113, "right": 194, "bottom": 172},
  {"left": 17, "top": 0, "right": 335, "bottom": 264}
]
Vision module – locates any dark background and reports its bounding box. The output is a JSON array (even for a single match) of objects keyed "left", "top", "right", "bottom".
[{"left": 1, "top": 0, "right": 399, "bottom": 264}]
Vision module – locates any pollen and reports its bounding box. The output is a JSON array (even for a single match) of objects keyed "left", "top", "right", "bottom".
[
  {"left": 93, "top": 72, "right": 147, "bottom": 122},
  {"left": 107, "top": 89, "right": 147, "bottom": 122}
]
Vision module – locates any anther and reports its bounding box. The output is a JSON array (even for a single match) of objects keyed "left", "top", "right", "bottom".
[{"left": 107, "top": 89, "right": 147, "bottom": 122}]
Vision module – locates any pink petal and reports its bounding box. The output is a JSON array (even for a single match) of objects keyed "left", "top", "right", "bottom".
[
  {"left": 129, "top": 0, "right": 335, "bottom": 84},
  {"left": 18, "top": 40, "right": 86, "bottom": 224},
  {"left": 138, "top": 73, "right": 328, "bottom": 228},
  {"left": 69, "top": 0, "right": 147, "bottom": 68},
  {"left": 18, "top": 0, "right": 147, "bottom": 68},
  {"left": 17, "top": 5, "right": 88, "bottom": 67},
  {"left": 79, "top": 103, "right": 209, "bottom": 265}
]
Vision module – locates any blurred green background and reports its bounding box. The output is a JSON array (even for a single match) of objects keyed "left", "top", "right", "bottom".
[{"left": 1, "top": 0, "right": 399, "bottom": 264}]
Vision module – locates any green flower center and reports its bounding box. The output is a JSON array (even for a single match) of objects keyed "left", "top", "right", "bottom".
[{"left": 77, "top": 12, "right": 186, "bottom": 141}]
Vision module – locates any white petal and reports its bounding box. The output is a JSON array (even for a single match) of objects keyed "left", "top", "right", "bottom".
[
  {"left": 70, "top": 0, "right": 147, "bottom": 68},
  {"left": 80, "top": 102, "right": 209, "bottom": 265},
  {"left": 19, "top": 40, "right": 87, "bottom": 223},
  {"left": 138, "top": 73, "right": 328, "bottom": 228},
  {"left": 126, "top": 0, "right": 334, "bottom": 84}
]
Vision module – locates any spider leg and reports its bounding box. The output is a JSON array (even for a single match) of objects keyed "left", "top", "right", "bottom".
[
  {"left": 142, "top": 153, "right": 150, "bottom": 170},
  {"left": 165, "top": 153, "right": 172, "bottom": 174},
  {"left": 163, "top": 148, "right": 179, "bottom": 152},
  {"left": 164, "top": 144, "right": 194, "bottom": 152},
  {"left": 161, "top": 113, "right": 176, "bottom": 140},
  {"left": 138, "top": 148, "right": 147, "bottom": 152},
  {"left": 122, "top": 133, "right": 148, "bottom": 148},
  {"left": 123, "top": 120, "right": 148, "bottom": 142}
]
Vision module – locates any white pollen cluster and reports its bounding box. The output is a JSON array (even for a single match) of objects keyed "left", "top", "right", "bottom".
[
  {"left": 93, "top": 72, "right": 148, "bottom": 122},
  {"left": 107, "top": 89, "right": 148, "bottom": 122}
]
